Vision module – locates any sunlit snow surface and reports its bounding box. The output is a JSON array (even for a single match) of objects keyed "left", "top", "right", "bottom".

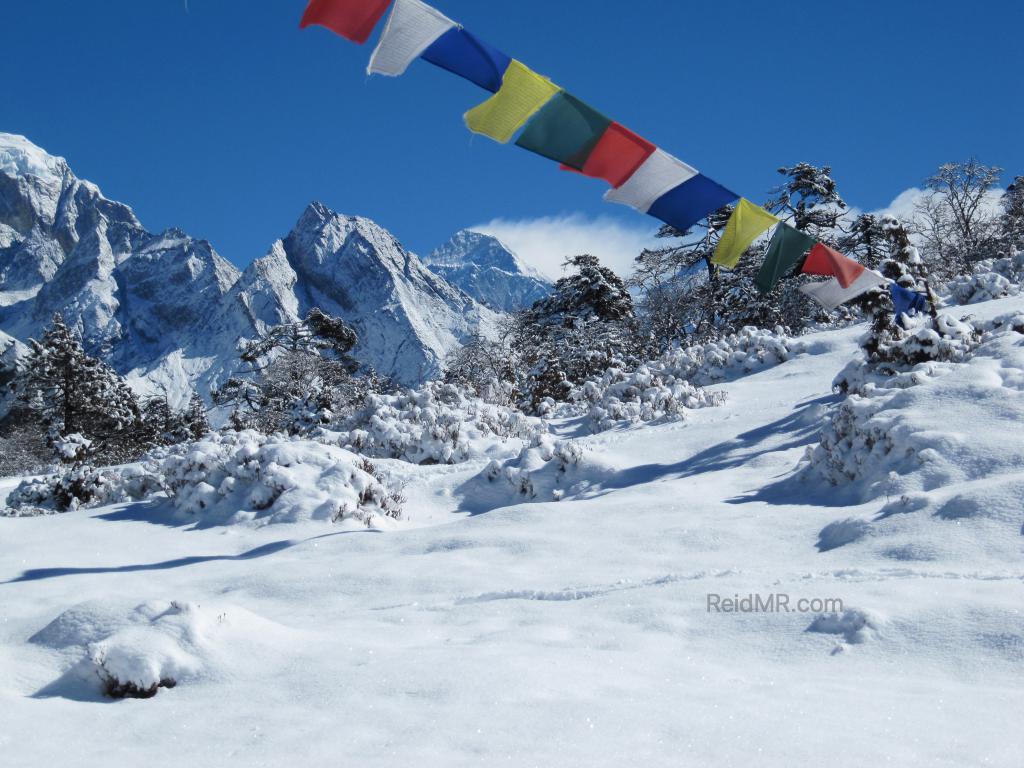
[{"left": 2, "top": 299, "right": 1023, "bottom": 766}]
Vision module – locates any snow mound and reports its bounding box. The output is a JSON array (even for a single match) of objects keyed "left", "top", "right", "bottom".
[
  {"left": 806, "top": 609, "right": 881, "bottom": 645},
  {"left": 816, "top": 517, "right": 873, "bottom": 552},
  {"left": 323, "top": 382, "right": 547, "bottom": 465},
  {"left": 152, "top": 431, "right": 403, "bottom": 526},
  {"left": 33, "top": 601, "right": 293, "bottom": 699},
  {"left": 0, "top": 133, "right": 68, "bottom": 181},
  {"left": 483, "top": 434, "right": 589, "bottom": 502},
  {"left": 805, "top": 314, "right": 1024, "bottom": 504}
]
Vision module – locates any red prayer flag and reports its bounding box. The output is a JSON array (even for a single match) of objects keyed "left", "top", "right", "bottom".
[
  {"left": 801, "top": 243, "right": 865, "bottom": 289},
  {"left": 300, "top": 0, "right": 393, "bottom": 45},
  {"left": 560, "top": 123, "right": 656, "bottom": 189}
]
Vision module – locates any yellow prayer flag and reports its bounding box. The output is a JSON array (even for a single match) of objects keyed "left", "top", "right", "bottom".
[
  {"left": 464, "top": 60, "right": 560, "bottom": 144},
  {"left": 712, "top": 198, "right": 780, "bottom": 269}
]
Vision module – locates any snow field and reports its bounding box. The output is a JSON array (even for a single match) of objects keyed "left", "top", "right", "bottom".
[{"left": 1, "top": 298, "right": 1023, "bottom": 766}]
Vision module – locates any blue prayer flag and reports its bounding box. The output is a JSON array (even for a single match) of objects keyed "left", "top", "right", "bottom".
[
  {"left": 647, "top": 174, "right": 739, "bottom": 235},
  {"left": 421, "top": 27, "right": 512, "bottom": 94},
  {"left": 889, "top": 282, "right": 929, "bottom": 317}
]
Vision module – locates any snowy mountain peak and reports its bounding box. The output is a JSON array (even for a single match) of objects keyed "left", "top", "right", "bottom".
[
  {"left": 0, "top": 133, "right": 70, "bottom": 183},
  {"left": 244, "top": 203, "right": 497, "bottom": 384},
  {"left": 1, "top": 136, "right": 496, "bottom": 396},
  {"left": 426, "top": 230, "right": 535, "bottom": 276},
  {"left": 290, "top": 201, "right": 412, "bottom": 273},
  {"left": 424, "top": 229, "right": 551, "bottom": 312}
]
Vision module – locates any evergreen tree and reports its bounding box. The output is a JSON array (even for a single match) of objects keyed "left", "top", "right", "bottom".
[
  {"left": 14, "top": 314, "right": 143, "bottom": 462},
  {"left": 141, "top": 394, "right": 178, "bottom": 445},
  {"left": 1001, "top": 176, "right": 1024, "bottom": 253},
  {"left": 183, "top": 392, "right": 211, "bottom": 441},
  {"left": 838, "top": 214, "right": 890, "bottom": 271},
  {"left": 514, "top": 255, "right": 639, "bottom": 410},
  {"left": 139, "top": 389, "right": 208, "bottom": 447},
  {"left": 215, "top": 308, "right": 372, "bottom": 434},
  {"left": 629, "top": 163, "right": 848, "bottom": 347},
  {"left": 852, "top": 215, "right": 954, "bottom": 369},
  {"left": 767, "top": 163, "right": 848, "bottom": 240}
]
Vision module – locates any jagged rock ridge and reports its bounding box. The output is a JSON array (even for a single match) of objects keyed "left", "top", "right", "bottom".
[{"left": 0, "top": 133, "right": 498, "bottom": 399}]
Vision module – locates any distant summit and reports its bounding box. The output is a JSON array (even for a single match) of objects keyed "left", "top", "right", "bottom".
[{"left": 424, "top": 230, "right": 551, "bottom": 313}]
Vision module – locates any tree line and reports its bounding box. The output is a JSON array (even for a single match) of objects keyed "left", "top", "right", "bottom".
[{"left": 1, "top": 159, "right": 1020, "bottom": 475}]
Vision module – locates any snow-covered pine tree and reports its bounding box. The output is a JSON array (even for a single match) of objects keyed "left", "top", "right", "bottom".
[
  {"left": 515, "top": 255, "right": 639, "bottom": 412},
  {"left": 183, "top": 391, "right": 211, "bottom": 441},
  {"left": 141, "top": 394, "right": 178, "bottom": 446},
  {"left": 844, "top": 214, "right": 980, "bottom": 379},
  {"left": 767, "top": 162, "right": 848, "bottom": 240},
  {"left": 1001, "top": 176, "right": 1024, "bottom": 254},
  {"left": 215, "top": 308, "right": 371, "bottom": 434},
  {"left": 14, "top": 314, "right": 144, "bottom": 463},
  {"left": 852, "top": 215, "right": 926, "bottom": 363},
  {"left": 838, "top": 214, "right": 889, "bottom": 271},
  {"left": 140, "top": 389, "right": 208, "bottom": 447},
  {"left": 719, "top": 163, "right": 849, "bottom": 331}
]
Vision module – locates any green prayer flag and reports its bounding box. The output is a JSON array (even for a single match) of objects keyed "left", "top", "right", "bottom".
[
  {"left": 754, "top": 224, "right": 817, "bottom": 294},
  {"left": 515, "top": 92, "right": 612, "bottom": 170}
]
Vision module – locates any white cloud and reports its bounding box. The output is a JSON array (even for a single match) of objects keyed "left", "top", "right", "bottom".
[
  {"left": 472, "top": 213, "right": 661, "bottom": 280},
  {"left": 868, "top": 187, "right": 927, "bottom": 221},
  {"left": 867, "top": 186, "right": 1005, "bottom": 221}
]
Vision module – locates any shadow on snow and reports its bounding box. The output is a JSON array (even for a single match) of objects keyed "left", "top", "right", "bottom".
[{"left": 1, "top": 530, "right": 378, "bottom": 585}]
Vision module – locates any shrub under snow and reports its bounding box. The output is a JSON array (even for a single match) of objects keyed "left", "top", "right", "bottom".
[
  {"left": 659, "top": 326, "right": 807, "bottom": 386},
  {"left": 4, "top": 464, "right": 160, "bottom": 515},
  {"left": 574, "top": 364, "right": 726, "bottom": 432},
  {"left": 944, "top": 248, "right": 1024, "bottom": 305},
  {"left": 804, "top": 312, "right": 1024, "bottom": 500},
  {"left": 834, "top": 314, "right": 981, "bottom": 395},
  {"left": 153, "top": 431, "right": 403, "bottom": 526},
  {"left": 559, "top": 326, "right": 800, "bottom": 430},
  {"left": 31, "top": 600, "right": 293, "bottom": 699},
  {"left": 484, "top": 433, "right": 586, "bottom": 502},
  {"left": 322, "top": 382, "right": 547, "bottom": 465}
]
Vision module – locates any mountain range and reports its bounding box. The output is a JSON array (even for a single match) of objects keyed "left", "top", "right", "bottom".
[{"left": 0, "top": 133, "right": 549, "bottom": 402}]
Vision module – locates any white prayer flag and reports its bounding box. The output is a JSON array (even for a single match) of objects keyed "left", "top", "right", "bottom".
[
  {"left": 368, "top": 0, "right": 457, "bottom": 78},
  {"left": 603, "top": 149, "right": 698, "bottom": 213},
  {"left": 799, "top": 269, "right": 888, "bottom": 311}
]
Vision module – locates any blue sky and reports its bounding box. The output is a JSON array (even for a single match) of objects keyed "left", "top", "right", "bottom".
[{"left": 4, "top": 0, "right": 1021, "bottom": 275}]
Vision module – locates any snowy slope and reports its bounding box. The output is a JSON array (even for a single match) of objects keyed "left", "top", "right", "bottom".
[
  {"left": 424, "top": 229, "right": 551, "bottom": 312},
  {"left": 2, "top": 298, "right": 1022, "bottom": 767},
  {"left": 0, "top": 328, "right": 23, "bottom": 419}
]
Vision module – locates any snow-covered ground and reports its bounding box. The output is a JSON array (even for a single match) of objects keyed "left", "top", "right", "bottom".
[{"left": 2, "top": 299, "right": 1023, "bottom": 767}]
